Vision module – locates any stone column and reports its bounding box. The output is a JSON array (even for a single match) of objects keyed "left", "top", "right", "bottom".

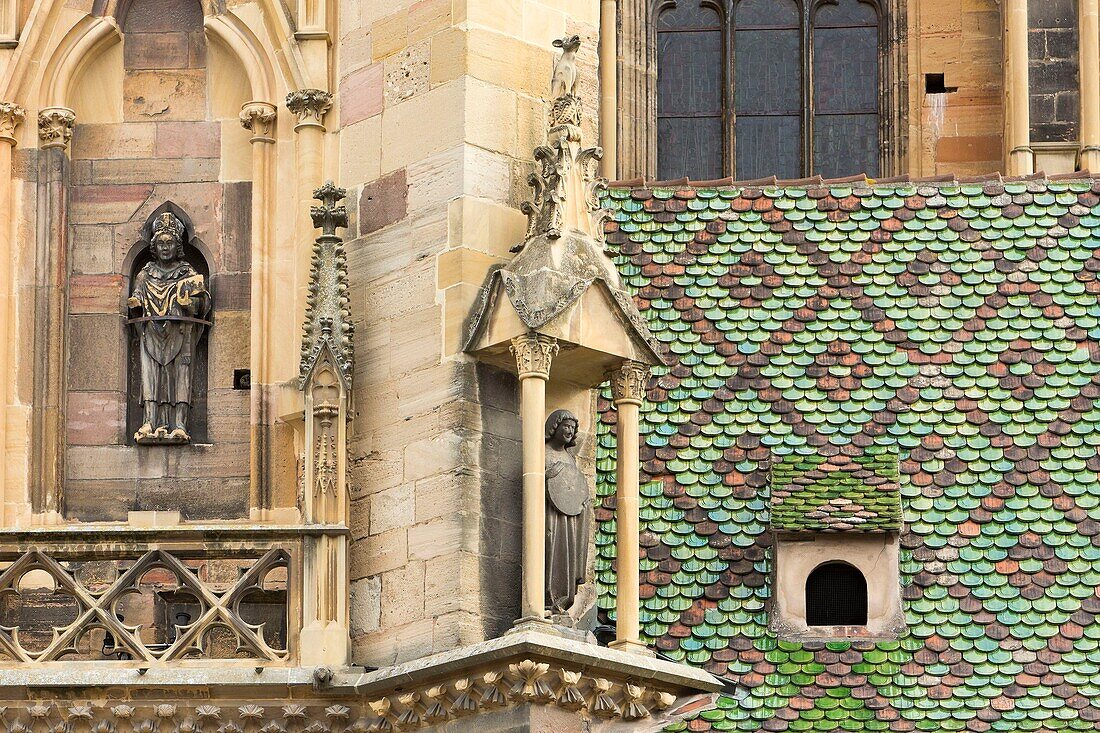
[
  {"left": 0, "top": 102, "right": 23, "bottom": 526},
  {"left": 286, "top": 90, "right": 332, "bottom": 382},
  {"left": 240, "top": 101, "right": 278, "bottom": 517},
  {"left": 609, "top": 361, "right": 650, "bottom": 653},
  {"left": 599, "top": 0, "right": 617, "bottom": 180},
  {"left": 31, "top": 106, "right": 75, "bottom": 521},
  {"left": 1080, "top": 0, "right": 1100, "bottom": 171},
  {"left": 1005, "top": 0, "right": 1034, "bottom": 175},
  {"left": 510, "top": 333, "right": 559, "bottom": 623}
]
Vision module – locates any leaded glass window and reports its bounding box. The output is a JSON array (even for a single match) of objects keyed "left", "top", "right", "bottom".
[
  {"left": 656, "top": 0, "right": 883, "bottom": 180},
  {"left": 656, "top": 0, "right": 725, "bottom": 180}
]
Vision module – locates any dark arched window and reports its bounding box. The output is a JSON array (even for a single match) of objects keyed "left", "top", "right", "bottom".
[
  {"left": 806, "top": 562, "right": 868, "bottom": 626},
  {"left": 656, "top": 0, "right": 882, "bottom": 180},
  {"left": 656, "top": 0, "right": 725, "bottom": 180}
]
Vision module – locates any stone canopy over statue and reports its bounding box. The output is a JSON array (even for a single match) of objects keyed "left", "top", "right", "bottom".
[
  {"left": 127, "top": 210, "right": 211, "bottom": 445},
  {"left": 544, "top": 409, "right": 591, "bottom": 614}
]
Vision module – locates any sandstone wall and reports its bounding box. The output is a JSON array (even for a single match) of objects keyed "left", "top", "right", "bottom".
[
  {"left": 58, "top": 0, "right": 253, "bottom": 521},
  {"left": 336, "top": 0, "right": 600, "bottom": 667}
]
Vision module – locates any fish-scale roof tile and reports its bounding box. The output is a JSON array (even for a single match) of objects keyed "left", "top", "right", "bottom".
[{"left": 596, "top": 177, "right": 1100, "bottom": 731}]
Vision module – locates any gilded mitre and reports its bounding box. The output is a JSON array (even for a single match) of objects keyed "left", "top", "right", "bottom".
[{"left": 151, "top": 212, "right": 186, "bottom": 242}]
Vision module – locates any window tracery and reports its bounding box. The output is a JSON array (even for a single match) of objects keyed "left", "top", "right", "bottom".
[{"left": 652, "top": 0, "right": 889, "bottom": 180}]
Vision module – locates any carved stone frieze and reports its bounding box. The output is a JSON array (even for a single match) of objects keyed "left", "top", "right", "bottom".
[
  {"left": 37, "top": 106, "right": 76, "bottom": 150},
  {"left": 510, "top": 333, "right": 559, "bottom": 379},
  {"left": 240, "top": 101, "right": 277, "bottom": 143},
  {"left": 610, "top": 361, "right": 649, "bottom": 405},
  {"left": 0, "top": 663, "right": 680, "bottom": 731},
  {"left": 286, "top": 89, "right": 333, "bottom": 127},
  {"left": 0, "top": 101, "right": 26, "bottom": 144}
]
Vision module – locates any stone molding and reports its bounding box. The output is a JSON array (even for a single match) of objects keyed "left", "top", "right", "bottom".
[
  {"left": 286, "top": 89, "right": 332, "bottom": 129},
  {"left": 0, "top": 101, "right": 25, "bottom": 144},
  {"left": 610, "top": 361, "right": 649, "bottom": 406},
  {"left": 510, "top": 333, "right": 559, "bottom": 380},
  {"left": 37, "top": 106, "right": 75, "bottom": 150},
  {"left": 240, "top": 101, "right": 277, "bottom": 143},
  {"left": 0, "top": 674, "right": 672, "bottom": 732}
]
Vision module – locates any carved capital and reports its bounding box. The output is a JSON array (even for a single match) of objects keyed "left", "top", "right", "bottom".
[
  {"left": 37, "top": 106, "right": 75, "bottom": 150},
  {"left": 610, "top": 361, "right": 649, "bottom": 405},
  {"left": 286, "top": 89, "right": 332, "bottom": 129},
  {"left": 510, "top": 333, "right": 559, "bottom": 380},
  {"left": 0, "top": 101, "right": 25, "bottom": 145},
  {"left": 240, "top": 101, "right": 277, "bottom": 143}
]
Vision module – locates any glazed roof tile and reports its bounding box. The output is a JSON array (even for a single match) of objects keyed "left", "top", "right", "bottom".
[
  {"left": 770, "top": 448, "right": 901, "bottom": 532},
  {"left": 594, "top": 176, "right": 1100, "bottom": 731}
]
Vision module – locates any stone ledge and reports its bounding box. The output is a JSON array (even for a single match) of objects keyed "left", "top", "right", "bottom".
[
  {"left": 0, "top": 665, "right": 317, "bottom": 691},
  {"left": 334, "top": 628, "right": 721, "bottom": 696}
]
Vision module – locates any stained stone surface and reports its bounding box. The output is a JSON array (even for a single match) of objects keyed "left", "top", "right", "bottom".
[{"left": 594, "top": 178, "right": 1100, "bottom": 731}]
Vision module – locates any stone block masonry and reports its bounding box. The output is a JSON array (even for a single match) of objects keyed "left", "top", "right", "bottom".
[{"left": 338, "top": 0, "right": 599, "bottom": 668}]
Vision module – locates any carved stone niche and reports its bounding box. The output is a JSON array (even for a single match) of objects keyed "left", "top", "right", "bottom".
[{"left": 124, "top": 202, "right": 212, "bottom": 445}]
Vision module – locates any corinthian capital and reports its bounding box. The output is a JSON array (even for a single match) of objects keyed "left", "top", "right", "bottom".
[
  {"left": 286, "top": 89, "right": 332, "bottom": 129},
  {"left": 610, "top": 361, "right": 649, "bottom": 405},
  {"left": 510, "top": 333, "right": 559, "bottom": 380},
  {"left": 0, "top": 102, "right": 25, "bottom": 145},
  {"left": 38, "top": 107, "right": 76, "bottom": 150},
  {"left": 240, "top": 101, "right": 277, "bottom": 143}
]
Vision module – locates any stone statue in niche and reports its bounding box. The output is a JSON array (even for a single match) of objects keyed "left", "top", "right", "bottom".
[
  {"left": 544, "top": 409, "right": 591, "bottom": 613},
  {"left": 127, "top": 211, "right": 211, "bottom": 445}
]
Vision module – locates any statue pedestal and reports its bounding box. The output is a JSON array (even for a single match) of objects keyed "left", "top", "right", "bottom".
[{"left": 508, "top": 616, "right": 594, "bottom": 645}]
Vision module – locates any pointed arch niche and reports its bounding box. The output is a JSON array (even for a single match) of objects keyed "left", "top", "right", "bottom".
[
  {"left": 123, "top": 202, "right": 213, "bottom": 446},
  {"left": 49, "top": 0, "right": 269, "bottom": 523}
]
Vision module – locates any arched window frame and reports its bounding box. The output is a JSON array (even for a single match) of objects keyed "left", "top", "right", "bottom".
[{"left": 645, "top": 0, "right": 901, "bottom": 180}]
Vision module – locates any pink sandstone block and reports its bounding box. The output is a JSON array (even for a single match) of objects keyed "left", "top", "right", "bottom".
[{"left": 340, "top": 63, "right": 384, "bottom": 127}]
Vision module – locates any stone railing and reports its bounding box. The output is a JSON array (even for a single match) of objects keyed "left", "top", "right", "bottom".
[{"left": 0, "top": 526, "right": 339, "bottom": 667}]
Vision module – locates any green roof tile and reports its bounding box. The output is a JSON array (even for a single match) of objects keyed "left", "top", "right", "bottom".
[{"left": 596, "top": 178, "right": 1100, "bottom": 731}]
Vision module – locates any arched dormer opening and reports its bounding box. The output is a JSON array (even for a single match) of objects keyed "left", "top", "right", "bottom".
[{"left": 805, "top": 561, "right": 868, "bottom": 627}]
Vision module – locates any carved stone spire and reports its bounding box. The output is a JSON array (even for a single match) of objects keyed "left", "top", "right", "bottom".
[
  {"left": 299, "top": 181, "right": 353, "bottom": 386},
  {"left": 464, "top": 38, "right": 667, "bottom": 368},
  {"left": 517, "top": 35, "right": 608, "bottom": 248}
]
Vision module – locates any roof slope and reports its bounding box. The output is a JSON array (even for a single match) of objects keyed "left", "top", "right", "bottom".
[
  {"left": 594, "top": 178, "right": 1100, "bottom": 731},
  {"left": 770, "top": 448, "right": 901, "bottom": 532}
]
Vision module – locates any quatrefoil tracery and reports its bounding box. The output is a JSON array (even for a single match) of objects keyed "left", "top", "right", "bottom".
[{"left": 0, "top": 549, "right": 289, "bottom": 663}]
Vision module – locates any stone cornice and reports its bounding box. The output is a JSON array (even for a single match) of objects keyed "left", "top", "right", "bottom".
[
  {"left": 0, "top": 633, "right": 719, "bottom": 728},
  {"left": 37, "top": 106, "right": 75, "bottom": 150}
]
